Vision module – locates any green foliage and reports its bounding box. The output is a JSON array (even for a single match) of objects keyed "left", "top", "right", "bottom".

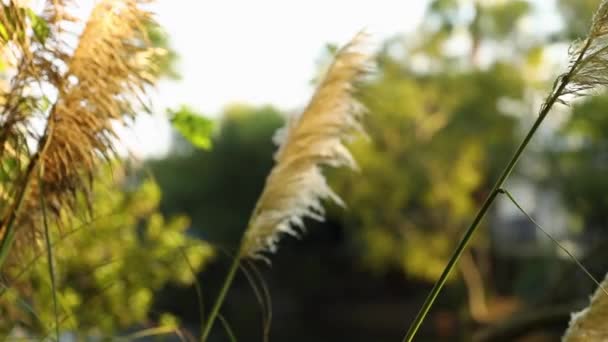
[
  {"left": 0, "top": 22, "right": 7, "bottom": 41},
  {"left": 423, "top": 0, "right": 532, "bottom": 61},
  {"left": 477, "top": 1, "right": 531, "bottom": 39},
  {"left": 151, "top": 104, "right": 284, "bottom": 248},
  {"left": 548, "top": 94, "right": 608, "bottom": 233},
  {"left": 330, "top": 52, "right": 523, "bottom": 280},
  {"left": 169, "top": 106, "right": 214, "bottom": 150},
  {"left": 0, "top": 169, "right": 214, "bottom": 335},
  {"left": 0, "top": 5, "right": 49, "bottom": 44},
  {"left": 146, "top": 23, "right": 180, "bottom": 80},
  {"left": 25, "top": 9, "right": 50, "bottom": 44},
  {"left": 429, "top": 0, "right": 531, "bottom": 38},
  {"left": 558, "top": 0, "right": 601, "bottom": 39}
]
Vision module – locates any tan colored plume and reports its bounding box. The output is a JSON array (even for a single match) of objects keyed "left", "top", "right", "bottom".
[
  {"left": 239, "top": 32, "right": 372, "bottom": 258},
  {"left": 562, "top": 0, "right": 608, "bottom": 99},
  {"left": 0, "top": 0, "right": 162, "bottom": 260},
  {"left": 38, "top": 0, "right": 159, "bottom": 215},
  {"left": 562, "top": 273, "right": 608, "bottom": 341}
]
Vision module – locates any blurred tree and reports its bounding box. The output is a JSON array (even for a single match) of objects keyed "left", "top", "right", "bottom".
[
  {"left": 331, "top": 53, "right": 524, "bottom": 281},
  {"left": 421, "top": 0, "right": 533, "bottom": 65},
  {"left": 327, "top": 0, "right": 548, "bottom": 325},
  {"left": 533, "top": 0, "right": 608, "bottom": 301},
  {"left": 150, "top": 104, "right": 284, "bottom": 250},
  {"left": 147, "top": 23, "right": 180, "bottom": 80},
  {"left": 558, "top": 0, "right": 601, "bottom": 40},
  {"left": 119, "top": 0, "right": 608, "bottom": 340},
  {"left": 550, "top": 95, "right": 608, "bottom": 233},
  {"left": 0, "top": 168, "right": 214, "bottom": 335},
  {"left": 543, "top": 94, "right": 608, "bottom": 296}
]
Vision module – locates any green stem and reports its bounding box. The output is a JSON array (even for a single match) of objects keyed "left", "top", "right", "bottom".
[
  {"left": 401, "top": 37, "right": 592, "bottom": 342},
  {"left": 0, "top": 104, "right": 57, "bottom": 272},
  {"left": 217, "top": 313, "right": 238, "bottom": 342},
  {"left": 39, "top": 173, "right": 59, "bottom": 341},
  {"left": 0, "top": 152, "right": 42, "bottom": 270},
  {"left": 201, "top": 254, "right": 241, "bottom": 342},
  {"left": 178, "top": 246, "right": 206, "bottom": 336}
]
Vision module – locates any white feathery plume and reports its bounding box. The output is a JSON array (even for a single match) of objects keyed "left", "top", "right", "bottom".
[
  {"left": 239, "top": 32, "right": 372, "bottom": 258},
  {"left": 562, "top": 0, "right": 608, "bottom": 100},
  {"left": 563, "top": 273, "right": 608, "bottom": 341}
]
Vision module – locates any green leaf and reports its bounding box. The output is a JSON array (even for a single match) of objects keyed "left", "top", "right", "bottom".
[
  {"left": 0, "top": 23, "right": 8, "bottom": 42},
  {"left": 168, "top": 106, "right": 214, "bottom": 150},
  {"left": 26, "top": 9, "right": 50, "bottom": 44},
  {"left": 0, "top": 157, "right": 18, "bottom": 182}
]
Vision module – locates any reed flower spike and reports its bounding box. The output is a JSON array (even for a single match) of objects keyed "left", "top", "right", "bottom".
[
  {"left": 0, "top": 0, "right": 163, "bottom": 266},
  {"left": 201, "top": 32, "right": 373, "bottom": 341},
  {"left": 240, "top": 32, "right": 372, "bottom": 259},
  {"left": 561, "top": 0, "right": 608, "bottom": 100},
  {"left": 563, "top": 274, "right": 608, "bottom": 341}
]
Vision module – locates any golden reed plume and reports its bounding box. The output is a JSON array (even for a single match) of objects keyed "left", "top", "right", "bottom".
[
  {"left": 240, "top": 32, "right": 372, "bottom": 258},
  {"left": 40, "top": 0, "right": 159, "bottom": 214},
  {"left": 202, "top": 32, "right": 373, "bottom": 341},
  {"left": 561, "top": 0, "right": 608, "bottom": 100},
  {"left": 0, "top": 0, "right": 162, "bottom": 264},
  {"left": 563, "top": 274, "right": 608, "bottom": 341}
]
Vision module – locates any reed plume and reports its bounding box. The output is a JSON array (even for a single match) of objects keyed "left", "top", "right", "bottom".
[
  {"left": 563, "top": 274, "right": 608, "bottom": 341},
  {"left": 202, "top": 32, "right": 372, "bottom": 341},
  {"left": 0, "top": 0, "right": 162, "bottom": 267},
  {"left": 561, "top": 0, "right": 608, "bottom": 100},
  {"left": 240, "top": 32, "right": 371, "bottom": 258},
  {"left": 39, "top": 0, "right": 159, "bottom": 215}
]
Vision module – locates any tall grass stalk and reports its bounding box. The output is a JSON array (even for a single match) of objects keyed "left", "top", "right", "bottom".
[
  {"left": 201, "top": 32, "right": 371, "bottom": 341},
  {"left": 39, "top": 170, "right": 59, "bottom": 340},
  {"left": 402, "top": 10, "right": 607, "bottom": 341},
  {"left": 201, "top": 254, "right": 240, "bottom": 341},
  {"left": 217, "top": 313, "right": 238, "bottom": 342}
]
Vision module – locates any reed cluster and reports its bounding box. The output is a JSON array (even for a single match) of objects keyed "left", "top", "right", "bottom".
[{"left": 0, "top": 0, "right": 163, "bottom": 267}]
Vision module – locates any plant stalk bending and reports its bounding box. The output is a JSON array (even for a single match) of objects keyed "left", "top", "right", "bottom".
[
  {"left": 201, "top": 253, "right": 241, "bottom": 341},
  {"left": 402, "top": 37, "right": 593, "bottom": 342}
]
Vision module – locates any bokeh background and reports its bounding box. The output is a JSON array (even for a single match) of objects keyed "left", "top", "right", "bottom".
[
  {"left": 4, "top": 0, "right": 608, "bottom": 341},
  {"left": 147, "top": 0, "right": 608, "bottom": 340}
]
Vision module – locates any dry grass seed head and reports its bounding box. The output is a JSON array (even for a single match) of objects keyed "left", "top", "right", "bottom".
[
  {"left": 39, "top": 0, "right": 159, "bottom": 216},
  {"left": 0, "top": 0, "right": 161, "bottom": 258},
  {"left": 240, "top": 32, "right": 372, "bottom": 258},
  {"left": 563, "top": 273, "right": 608, "bottom": 341},
  {"left": 563, "top": 0, "right": 608, "bottom": 99},
  {"left": 0, "top": 0, "right": 73, "bottom": 248}
]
